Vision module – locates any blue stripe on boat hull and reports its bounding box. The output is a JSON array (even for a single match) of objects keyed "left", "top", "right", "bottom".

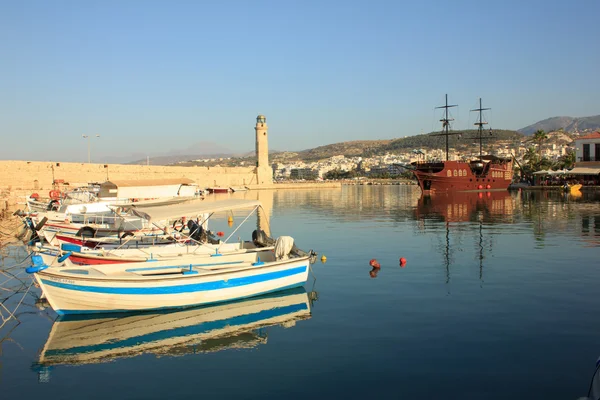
[
  {"left": 44, "top": 302, "right": 309, "bottom": 358},
  {"left": 40, "top": 265, "right": 308, "bottom": 295},
  {"left": 52, "top": 282, "right": 306, "bottom": 315}
]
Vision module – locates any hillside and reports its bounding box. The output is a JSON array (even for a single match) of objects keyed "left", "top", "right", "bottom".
[
  {"left": 293, "top": 139, "right": 393, "bottom": 162},
  {"left": 379, "top": 129, "right": 522, "bottom": 153},
  {"left": 519, "top": 115, "right": 600, "bottom": 135},
  {"left": 267, "top": 130, "right": 524, "bottom": 164},
  {"left": 128, "top": 153, "right": 234, "bottom": 165}
]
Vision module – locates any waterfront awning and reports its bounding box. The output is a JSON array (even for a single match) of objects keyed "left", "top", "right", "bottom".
[
  {"left": 532, "top": 169, "right": 572, "bottom": 176},
  {"left": 566, "top": 167, "right": 600, "bottom": 175},
  {"left": 122, "top": 199, "right": 262, "bottom": 223}
]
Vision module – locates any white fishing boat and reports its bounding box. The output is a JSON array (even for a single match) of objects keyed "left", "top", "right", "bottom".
[
  {"left": 34, "top": 287, "right": 312, "bottom": 370},
  {"left": 26, "top": 199, "right": 315, "bottom": 315},
  {"left": 36, "top": 243, "right": 277, "bottom": 269},
  {"left": 22, "top": 179, "right": 204, "bottom": 245},
  {"left": 35, "top": 198, "right": 282, "bottom": 264}
]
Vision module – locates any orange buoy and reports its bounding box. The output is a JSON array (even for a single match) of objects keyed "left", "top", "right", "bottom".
[
  {"left": 216, "top": 231, "right": 225, "bottom": 237},
  {"left": 486, "top": 184, "right": 491, "bottom": 189},
  {"left": 30, "top": 193, "right": 39, "bottom": 200},
  {"left": 399, "top": 257, "right": 407, "bottom": 264},
  {"left": 369, "top": 259, "right": 381, "bottom": 269},
  {"left": 49, "top": 190, "right": 61, "bottom": 200},
  {"left": 477, "top": 185, "right": 483, "bottom": 190}
]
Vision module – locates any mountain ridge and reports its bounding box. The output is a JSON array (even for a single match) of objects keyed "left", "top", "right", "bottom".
[{"left": 518, "top": 115, "right": 600, "bottom": 135}]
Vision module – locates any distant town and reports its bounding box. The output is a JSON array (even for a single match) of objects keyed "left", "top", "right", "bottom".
[{"left": 173, "top": 128, "right": 595, "bottom": 181}]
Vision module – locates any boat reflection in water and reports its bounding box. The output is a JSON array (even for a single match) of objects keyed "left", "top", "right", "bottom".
[
  {"left": 34, "top": 287, "right": 314, "bottom": 381},
  {"left": 416, "top": 190, "right": 515, "bottom": 223},
  {"left": 415, "top": 191, "right": 515, "bottom": 283}
]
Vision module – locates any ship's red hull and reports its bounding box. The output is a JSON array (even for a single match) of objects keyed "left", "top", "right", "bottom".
[
  {"left": 412, "top": 160, "right": 513, "bottom": 193},
  {"left": 207, "top": 187, "right": 230, "bottom": 194}
]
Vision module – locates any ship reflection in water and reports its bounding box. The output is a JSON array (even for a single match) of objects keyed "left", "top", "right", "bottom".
[
  {"left": 34, "top": 287, "right": 314, "bottom": 382},
  {"left": 416, "top": 190, "right": 515, "bottom": 223},
  {"left": 415, "top": 191, "right": 515, "bottom": 283}
]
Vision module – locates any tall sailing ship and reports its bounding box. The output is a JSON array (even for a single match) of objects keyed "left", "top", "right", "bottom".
[{"left": 411, "top": 95, "right": 513, "bottom": 192}]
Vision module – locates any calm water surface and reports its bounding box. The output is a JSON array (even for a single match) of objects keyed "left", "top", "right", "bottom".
[{"left": 1, "top": 186, "right": 599, "bottom": 399}]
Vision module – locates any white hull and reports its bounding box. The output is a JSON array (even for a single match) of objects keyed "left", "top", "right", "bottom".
[
  {"left": 37, "top": 288, "right": 310, "bottom": 367},
  {"left": 37, "top": 246, "right": 274, "bottom": 269},
  {"left": 34, "top": 257, "right": 310, "bottom": 315}
]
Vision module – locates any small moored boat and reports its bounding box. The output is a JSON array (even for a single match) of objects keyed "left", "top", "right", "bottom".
[{"left": 26, "top": 199, "right": 315, "bottom": 315}]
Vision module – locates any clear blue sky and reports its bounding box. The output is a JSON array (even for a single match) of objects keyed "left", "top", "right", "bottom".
[{"left": 1, "top": 0, "right": 599, "bottom": 162}]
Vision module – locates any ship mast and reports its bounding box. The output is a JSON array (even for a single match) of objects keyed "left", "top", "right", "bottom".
[
  {"left": 435, "top": 94, "right": 458, "bottom": 161},
  {"left": 470, "top": 98, "right": 490, "bottom": 159}
]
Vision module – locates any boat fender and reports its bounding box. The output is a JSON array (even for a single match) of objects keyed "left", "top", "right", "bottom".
[
  {"left": 58, "top": 251, "right": 73, "bottom": 263},
  {"left": 120, "top": 231, "right": 135, "bottom": 239},
  {"left": 26, "top": 255, "right": 48, "bottom": 274},
  {"left": 47, "top": 200, "right": 60, "bottom": 211},
  {"left": 76, "top": 227, "right": 97, "bottom": 238},
  {"left": 252, "top": 256, "right": 265, "bottom": 266},
  {"left": 61, "top": 243, "right": 82, "bottom": 253}
]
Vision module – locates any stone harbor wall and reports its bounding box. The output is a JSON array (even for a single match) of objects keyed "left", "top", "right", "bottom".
[{"left": 0, "top": 160, "right": 258, "bottom": 212}]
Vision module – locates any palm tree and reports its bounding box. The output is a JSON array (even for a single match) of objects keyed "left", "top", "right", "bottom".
[
  {"left": 533, "top": 129, "right": 548, "bottom": 157},
  {"left": 554, "top": 149, "right": 576, "bottom": 170},
  {"left": 523, "top": 147, "right": 538, "bottom": 169}
]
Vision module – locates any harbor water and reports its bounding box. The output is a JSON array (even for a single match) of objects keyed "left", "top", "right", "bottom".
[{"left": 1, "top": 186, "right": 600, "bottom": 399}]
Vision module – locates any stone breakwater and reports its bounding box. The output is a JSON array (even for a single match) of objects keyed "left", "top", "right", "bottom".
[
  {"left": 0, "top": 160, "right": 341, "bottom": 213},
  {"left": 0, "top": 160, "right": 257, "bottom": 212}
]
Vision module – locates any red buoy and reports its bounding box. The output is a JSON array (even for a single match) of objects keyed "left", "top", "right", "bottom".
[
  {"left": 369, "top": 259, "right": 381, "bottom": 269},
  {"left": 399, "top": 257, "right": 407, "bottom": 264},
  {"left": 477, "top": 185, "right": 483, "bottom": 190},
  {"left": 30, "top": 193, "right": 39, "bottom": 200},
  {"left": 49, "top": 190, "right": 61, "bottom": 200},
  {"left": 486, "top": 184, "right": 491, "bottom": 189},
  {"left": 216, "top": 231, "right": 225, "bottom": 237}
]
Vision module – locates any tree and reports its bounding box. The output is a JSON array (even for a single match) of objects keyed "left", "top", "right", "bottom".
[
  {"left": 554, "top": 149, "right": 576, "bottom": 170},
  {"left": 533, "top": 129, "right": 548, "bottom": 157},
  {"left": 523, "top": 147, "right": 539, "bottom": 170}
]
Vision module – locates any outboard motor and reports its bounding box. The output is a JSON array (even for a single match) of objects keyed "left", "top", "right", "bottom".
[
  {"left": 187, "top": 219, "right": 204, "bottom": 242},
  {"left": 252, "top": 229, "right": 276, "bottom": 247}
]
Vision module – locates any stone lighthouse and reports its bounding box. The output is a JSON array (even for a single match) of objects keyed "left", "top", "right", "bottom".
[{"left": 255, "top": 114, "right": 272, "bottom": 185}]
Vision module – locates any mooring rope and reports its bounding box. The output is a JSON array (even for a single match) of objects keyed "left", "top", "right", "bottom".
[{"left": 0, "top": 277, "right": 34, "bottom": 329}]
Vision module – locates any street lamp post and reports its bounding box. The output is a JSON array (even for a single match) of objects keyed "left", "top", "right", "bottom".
[{"left": 82, "top": 134, "right": 100, "bottom": 163}]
